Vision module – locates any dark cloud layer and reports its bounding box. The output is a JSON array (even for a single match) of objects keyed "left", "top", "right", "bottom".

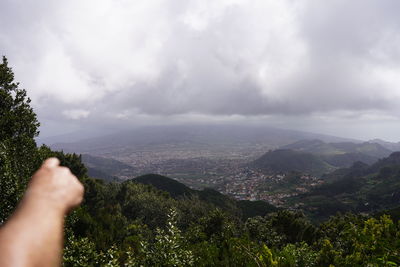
[{"left": 1, "top": 0, "right": 400, "bottom": 139}]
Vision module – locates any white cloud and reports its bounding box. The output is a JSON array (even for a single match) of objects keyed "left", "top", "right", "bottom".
[
  {"left": 1, "top": 0, "right": 400, "bottom": 139},
  {"left": 62, "top": 109, "right": 90, "bottom": 120}
]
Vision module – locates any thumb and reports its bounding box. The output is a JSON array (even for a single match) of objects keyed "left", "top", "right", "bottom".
[{"left": 42, "top": 157, "right": 60, "bottom": 168}]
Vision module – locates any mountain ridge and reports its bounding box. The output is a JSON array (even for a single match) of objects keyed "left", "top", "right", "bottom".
[
  {"left": 280, "top": 139, "right": 392, "bottom": 168},
  {"left": 49, "top": 125, "right": 361, "bottom": 154},
  {"left": 251, "top": 149, "right": 335, "bottom": 176},
  {"left": 288, "top": 151, "right": 400, "bottom": 221}
]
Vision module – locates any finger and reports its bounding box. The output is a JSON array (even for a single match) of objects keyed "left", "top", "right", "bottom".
[{"left": 42, "top": 157, "right": 60, "bottom": 168}]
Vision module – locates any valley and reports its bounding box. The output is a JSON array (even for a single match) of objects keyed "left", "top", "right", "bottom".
[{"left": 50, "top": 125, "right": 400, "bottom": 214}]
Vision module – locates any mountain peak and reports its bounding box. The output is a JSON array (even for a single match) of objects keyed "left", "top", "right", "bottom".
[{"left": 251, "top": 149, "right": 334, "bottom": 176}]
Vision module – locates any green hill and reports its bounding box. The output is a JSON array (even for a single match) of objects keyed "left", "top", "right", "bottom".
[
  {"left": 237, "top": 200, "right": 279, "bottom": 219},
  {"left": 369, "top": 151, "right": 400, "bottom": 172},
  {"left": 321, "top": 152, "right": 377, "bottom": 167},
  {"left": 251, "top": 149, "right": 335, "bottom": 176},
  {"left": 134, "top": 174, "right": 195, "bottom": 198},
  {"left": 281, "top": 139, "right": 392, "bottom": 167},
  {"left": 288, "top": 152, "right": 400, "bottom": 221},
  {"left": 133, "top": 173, "right": 277, "bottom": 219}
]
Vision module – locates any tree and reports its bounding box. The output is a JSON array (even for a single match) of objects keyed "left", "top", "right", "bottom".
[
  {"left": 0, "top": 56, "right": 40, "bottom": 223},
  {"left": 139, "top": 208, "right": 195, "bottom": 266},
  {"left": 0, "top": 56, "right": 40, "bottom": 152}
]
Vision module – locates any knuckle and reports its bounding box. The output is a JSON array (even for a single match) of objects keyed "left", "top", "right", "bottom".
[
  {"left": 77, "top": 194, "right": 84, "bottom": 204},
  {"left": 77, "top": 183, "right": 85, "bottom": 194},
  {"left": 59, "top": 166, "right": 72, "bottom": 174}
]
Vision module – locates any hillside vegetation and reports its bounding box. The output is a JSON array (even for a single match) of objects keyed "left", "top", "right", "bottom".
[
  {"left": 251, "top": 139, "right": 394, "bottom": 178},
  {"left": 281, "top": 139, "right": 392, "bottom": 167},
  {"left": 251, "top": 149, "right": 335, "bottom": 176},
  {"left": 134, "top": 174, "right": 277, "bottom": 219},
  {"left": 288, "top": 152, "right": 400, "bottom": 222}
]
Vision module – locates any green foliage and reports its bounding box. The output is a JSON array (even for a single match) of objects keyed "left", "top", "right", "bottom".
[
  {"left": 138, "top": 208, "right": 195, "bottom": 266},
  {"left": 258, "top": 245, "right": 278, "bottom": 266},
  {"left": 290, "top": 151, "right": 400, "bottom": 222},
  {"left": 174, "top": 194, "right": 214, "bottom": 230},
  {"left": 245, "top": 210, "right": 317, "bottom": 249},
  {"left": 0, "top": 142, "right": 20, "bottom": 223},
  {"left": 278, "top": 242, "right": 318, "bottom": 267},
  {"left": 0, "top": 56, "right": 40, "bottom": 144},
  {"left": 0, "top": 56, "right": 40, "bottom": 223},
  {"left": 98, "top": 246, "right": 120, "bottom": 267},
  {"left": 134, "top": 174, "right": 194, "bottom": 198},
  {"left": 237, "top": 200, "right": 278, "bottom": 220},
  {"left": 63, "top": 233, "right": 99, "bottom": 267},
  {"left": 315, "top": 215, "right": 400, "bottom": 266},
  {"left": 245, "top": 216, "right": 285, "bottom": 248},
  {"left": 134, "top": 174, "right": 242, "bottom": 217},
  {"left": 252, "top": 149, "right": 334, "bottom": 176},
  {"left": 118, "top": 181, "right": 175, "bottom": 229}
]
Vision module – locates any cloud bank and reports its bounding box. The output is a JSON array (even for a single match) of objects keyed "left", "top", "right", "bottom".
[{"left": 1, "top": 0, "right": 400, "bottom": 139}]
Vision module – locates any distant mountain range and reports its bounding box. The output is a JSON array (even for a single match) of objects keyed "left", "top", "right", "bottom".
[
  {"left": 368, "top": 138, "right": 400, "bottom": 152},
  {"left": 250, "top": 139, "right": 394, "bottom": 176},
  {"left": 281, "top": 139, "right": 392, "bottom": 158},
  {"left": 64, "top": 128, "right": 398, "bottom": 181},
  {"left": 281, "top": 139, "right": 392, "bottom": 157},
  {"left": 49, "top": 124, "right": 359, "bottom": 154},
  {"left": 283, "top": 139, "right": 392, "bottom": 166},
  {"left": 47, "top": 125, "right": 400, "bottom": 182}
]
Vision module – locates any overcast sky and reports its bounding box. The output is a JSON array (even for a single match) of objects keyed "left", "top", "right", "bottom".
[{"left": 1, "top": 0, "right": 400, "bottom": 141}]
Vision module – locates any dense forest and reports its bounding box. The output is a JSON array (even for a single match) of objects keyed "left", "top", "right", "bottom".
[{"left": 1, "top": 56, "right": 400, "bottom": 266}]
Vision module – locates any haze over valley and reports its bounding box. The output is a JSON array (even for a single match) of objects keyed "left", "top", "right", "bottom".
[{"left": 46, "top": 124, "right": 400, "bottom": 210}]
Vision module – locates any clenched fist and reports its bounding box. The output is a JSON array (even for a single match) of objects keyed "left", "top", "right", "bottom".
[
  {"left": 0, "top": 157, "right": 85, "bottom": 267},
  {"left": 25, "top": 157, "right": 84, "bottom": 215}
]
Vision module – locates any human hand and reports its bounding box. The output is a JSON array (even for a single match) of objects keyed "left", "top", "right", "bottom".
[{"left": 24, "top": 157, "right": 84, "bottom": 215}]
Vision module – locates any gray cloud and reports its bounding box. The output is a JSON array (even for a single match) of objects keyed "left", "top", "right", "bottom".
[{"left": 1, "top": 0, "right": 400, "bottom": 139}]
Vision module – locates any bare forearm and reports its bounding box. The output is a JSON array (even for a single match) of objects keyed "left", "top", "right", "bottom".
[
  {"left": 0, "top": 197, "right": 64, "bottom": 267},
  {"left": 0, "top": 158, "right": 84, "bottom": 267}
]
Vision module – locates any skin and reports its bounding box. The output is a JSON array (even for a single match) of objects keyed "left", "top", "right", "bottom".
[{"left": 0, "top": 158, "right": 84, "bottom": 267}]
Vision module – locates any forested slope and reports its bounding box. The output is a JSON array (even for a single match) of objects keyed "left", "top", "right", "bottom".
[
  {"left": 288, "top": 152, "right": 400, "bottom": 222},
  {"left": 251, "top": 149, "right": 335, "bottom": 176}
]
